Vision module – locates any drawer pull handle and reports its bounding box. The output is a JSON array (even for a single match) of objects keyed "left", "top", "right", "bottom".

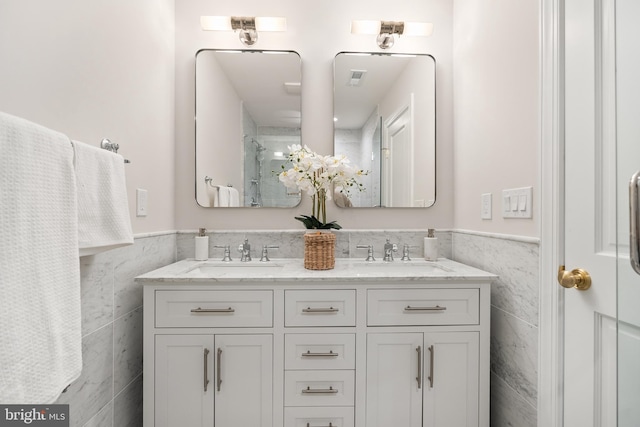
[
  {"left": 428, "top": 345, "right": 435, "bottom": 388},
  {"left": 216, "top": 348, "right": 223, "bottom": 391},
  {"left": 203, "top": 348, "right": 210, "bottom": 392},
  {"left": 302, "top": 350, "right": 339, "bottom": 357},
  {"left": 416, "top": 346, "right": 422, "bottom": 389},
  {"left": 301, "top": 386, "right": 339, "bottom": 394},
  {"left": 404, "top": 305, "right": 447, "bottom": 312},
  {"left": 307, "top": 424, "right": 334, "bottom": 427},
  {"left": 191, "top": 307, "right": 235, "bottom": 313},
  {"left": 302, "top": 306, "right": 339, "bottom": 313}
]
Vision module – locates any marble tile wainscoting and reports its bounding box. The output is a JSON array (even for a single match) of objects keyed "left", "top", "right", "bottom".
[
  {"left": 54, "top": 232, "right": 177, "bottom": 427},
  {"left": 451, "top": 231, "right": 540, "bottom": 427},
  {"left": 176, "top": 229, "right": 453, "bottom": 261}
]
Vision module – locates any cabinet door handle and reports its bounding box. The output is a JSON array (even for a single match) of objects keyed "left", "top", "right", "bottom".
[
  {"left": 302, "top": 306, "right": 339, "bottom": 313},
  {"left": 416, "top": 346, "right": 422, "bottom": 389},
  {"left": 301, "top": 350, "right": 339, "bottom": 357},
  {"left": 301, "top": 386, "right": 339, "bottom": 394},
  {"left": 307, "top": 423, "right": 334, "bottom": 427},
  {"left": 428, "top": 345, "right": 435, "bottom": 388},
  {"left": 203, "top": 348, "right": 210, "bottom": 392},
  {"left": 191, "top": 307, "right": 235, "bottom": 313},
  {"left": 216, "top": 348, "right": 222, "bottom": 391},
  {"left": 404, "top": 305, "right": 447, "bottom": 312}
]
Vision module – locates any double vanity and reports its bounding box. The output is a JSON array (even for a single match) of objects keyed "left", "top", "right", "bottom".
[{"left": 138, "top": 257, "right": 495, "bottom": 427}]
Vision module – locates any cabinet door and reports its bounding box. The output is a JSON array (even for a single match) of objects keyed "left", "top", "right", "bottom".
[
  {"left": 423, "top": 332, "right": 480, "bottom": 427},
  {"left": 215, "top": 334, "right": 273, "bottom": 427},
  {"left": 366, "top": 333, "right": 423, "bottom": 427},
  {"left": 155, "top": 335, "right": 215, "bottom": 427}
]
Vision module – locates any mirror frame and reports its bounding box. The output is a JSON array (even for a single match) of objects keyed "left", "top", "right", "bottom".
[{"left": 333, "top": 51, "right": 436, "bottom": 209}]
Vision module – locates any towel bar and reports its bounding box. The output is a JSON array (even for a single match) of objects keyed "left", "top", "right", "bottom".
[{"left": 100, "top": 138, "right": 131, "bottom": 164}]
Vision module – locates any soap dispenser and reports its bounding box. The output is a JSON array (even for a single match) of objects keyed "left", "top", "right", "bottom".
[
  {"left": 423, "top": 229, "right": 438, "bottom": 261},
  {"left": 195, "top": 228, "right": 209, "bottom": 261}
]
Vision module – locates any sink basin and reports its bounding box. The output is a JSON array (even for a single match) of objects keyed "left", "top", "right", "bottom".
[
  {"left": 347, "top": 260, "right": 452, "bottom": 274},
  {"left": 184, "top": 261, "right": 284, "bottom": 276}
]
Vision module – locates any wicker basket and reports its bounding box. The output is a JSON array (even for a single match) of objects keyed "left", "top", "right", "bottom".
[{"left": 303, "top": 231, "right": 336, "bottom": 270}]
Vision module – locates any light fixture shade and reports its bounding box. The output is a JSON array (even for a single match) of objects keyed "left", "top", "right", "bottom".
[
  {"left": 255, "top": 17, "right": 287, "bottom": 32},
  {"left": 200, "top": 16, "right": 232, "bottom": 31},
  {"left": 351, "top": 20, "right": 382, "bottom": 35},
  {"left": 403, "top": 22, "right": 434, "bottom": 37}
]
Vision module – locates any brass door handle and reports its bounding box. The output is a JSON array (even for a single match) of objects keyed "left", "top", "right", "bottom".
[{"left": 557, "top": 265, "right": 591, "bottom": 290}]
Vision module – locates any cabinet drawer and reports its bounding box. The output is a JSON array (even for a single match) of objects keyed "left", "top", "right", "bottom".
[
  {"left": 285, "top": 334, "right": 355, "bottom": 370},
  {"left": 284, "top": 370, "right": 354, "bottom": 407},
  {"left": 367, "top": 288, "right": 479, "bottom": 326},
  {"left": 284, "top": 407, "right": 354, "bottom": 427},
  {"left": 285, "top": 290, "right": 356, "bottom": 327},
  {"left": 155, "top": 290, "right": 273, "bottom": 328}
]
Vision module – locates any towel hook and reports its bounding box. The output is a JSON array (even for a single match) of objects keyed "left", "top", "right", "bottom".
[{"left": 101, "top": 138, "right": 131, "bottom": 164}]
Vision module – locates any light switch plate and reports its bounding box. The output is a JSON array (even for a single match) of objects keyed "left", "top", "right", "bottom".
[
  {"left": 502, "top": 187, "right": 532, "bottom": 218},
  {"left": 136, "top": 188, "right": 148, "bottom": 217},
  {"left": 481, "top": 193, "right": 492, "bottom": 219}
]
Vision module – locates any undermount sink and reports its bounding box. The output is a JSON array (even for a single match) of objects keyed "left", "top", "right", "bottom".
[
  {"left": 184, "top": 261, "right": 284, "bottom": 276},
  {"left": 346, "top": 260, "right": 452, "bottom": 273}
]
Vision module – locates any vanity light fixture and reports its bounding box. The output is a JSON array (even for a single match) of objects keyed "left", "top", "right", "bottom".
[
  {"left": 200, "top": 16, "right": 287, "bottom": 46},
  {"left": 351, "top": 20, "right": 433, "bottom": 49}
]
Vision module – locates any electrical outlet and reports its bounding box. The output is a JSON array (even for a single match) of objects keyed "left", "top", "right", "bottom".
[
  {"left": 481, "top": 193, "right": 492, "bottom": 219},
  {"left": 136, "top": 188, "right": 148, "bottom": 217}
]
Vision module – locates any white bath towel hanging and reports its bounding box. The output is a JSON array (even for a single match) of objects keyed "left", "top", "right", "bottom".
[
  {"left": 228, "top": 186, "right": 240, "bottom": 207},
  {"left": 207, "top": 182, "right": 219, "bottom": 207},
  {"left": 72, "top": 140, "right": 133, "bottom": 256},
  {"left": 0, "top": 112, "right": 82, "bottom": 403},
  {"left": 217, "top": 185, "right": 230, "bottom": 207}
]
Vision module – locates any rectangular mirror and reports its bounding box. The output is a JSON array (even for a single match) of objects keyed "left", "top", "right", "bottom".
[
  {"left": 195, "top": 49, "right": 302, "bottom": 208},
  {"left": 333, "top": 52, "right": 436, "bottom": 208}
]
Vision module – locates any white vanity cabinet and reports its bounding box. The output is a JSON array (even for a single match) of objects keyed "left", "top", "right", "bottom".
[{"left": 140, "top": 258, "right": 493, "bottom": 427}]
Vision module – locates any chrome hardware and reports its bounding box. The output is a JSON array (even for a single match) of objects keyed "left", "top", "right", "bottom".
[
  {"left": 383, "top": 239, "right": 398, "bottom": 262},
  {"left": 301, "top": 386, "right": 338, "bottom": 394},
  {"left": 416, "top": 346, "right": 422, "bottom": 389},
  {"left": 630, "top": 171, "right": 640, "bottom": 275},
  {"left": 191, "top": 307, "right": 235, "bottom": 313},
  {"left": 307, "top": 423, "right": 333, "bottom": 427},
  {"left": 260, "top": 245, "right": 279, "bottom": 262},
  {"left": 404, "top": 305, "right": 447, "bottom": 312},
  {"left": 428, "top": 345, "right": 434, "bottom": 388},
  {"left": 356, "top": 244, "right": 375, "bottom": 261},
  {"left": 100, "top": 138, "right": 131, "bottom": 163},
  {"left": 401, "top": 244, "right": 418, "bottom": 261},
  {"left": 238, "top": 239, "right": 252, "bottom": 262},
  {"left": 557, "top": 265, "right": 592, "bottom": 291},
  {"left": 216, "top": 348, "right": 222, "bottom": 391},
  {"left": 302, "top": 307, "right": 339, "bottom": 313},
  {"left": 301, "top": 350, "right": 339, "bottom": 357},
  {"left": 203, "top": 348, "right": 210, "bottom": 392},
  {"left": 212, "top": 245, "right": 232, "bottom": 262}
]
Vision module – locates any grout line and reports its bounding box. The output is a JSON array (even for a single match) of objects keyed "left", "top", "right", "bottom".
[
  {"left": 490, "top": 371, "right": 538, "bottom": 411},
  {"left": 491, "top": 304, "right": 539, "bottom": 329}
]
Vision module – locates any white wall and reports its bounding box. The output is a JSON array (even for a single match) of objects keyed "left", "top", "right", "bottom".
[
  {"left": 452, "top": 0, "right": 539, "bottom": 237},
  {"left": 0, "top": 0, "right": 176, "bottom": 234},
  {"left": 175, "top": 0, "right": 455, "bottom": 230}
]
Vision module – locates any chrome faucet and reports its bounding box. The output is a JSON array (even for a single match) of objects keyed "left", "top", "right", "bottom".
[
  {"left": 260, "top": 245, "right": 279, "bottom": 262},
  {"left": 401, "top": 244, "right": 418, "bottom": 261},
  {"left": 238, "top": 239, "right": 252, "bottom": 262},
  {"left": 383, "top": 239, "right": 398, "bottom": 262},
  {"left": 356, "top": 244, "right": 375, "bottom": 262},
  {"left": 213, "top": 245, "right": 232, "bottom": 262}
]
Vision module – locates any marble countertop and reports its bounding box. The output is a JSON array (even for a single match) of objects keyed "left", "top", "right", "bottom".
[{"left": 136, "top": 258, "right": 496, "bottom": 283}]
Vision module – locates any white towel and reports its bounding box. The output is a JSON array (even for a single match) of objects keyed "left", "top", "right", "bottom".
[
  {"left": 0, "top": 112, "right": 82, "bottom": 403},
  {"left": 207, "top": 183, "right": 219, "bottom": 207},
  {"left": 72, "top": 140, "right": 133, "bottom": 256},
  {"left": 228, "top": 187, "right": 240, "bottom": 207},
  {"left": 217, "top": 186, "right": 230, "bottom": 207}
]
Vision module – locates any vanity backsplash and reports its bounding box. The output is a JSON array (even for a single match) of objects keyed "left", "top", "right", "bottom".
[{"left": 176, "top": 229, "right": 452, "bottom": 261}]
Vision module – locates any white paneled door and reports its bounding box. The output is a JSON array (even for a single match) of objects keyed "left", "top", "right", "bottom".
[{"left": 564, "top": 0, "right": 617, "bottom": 426}]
